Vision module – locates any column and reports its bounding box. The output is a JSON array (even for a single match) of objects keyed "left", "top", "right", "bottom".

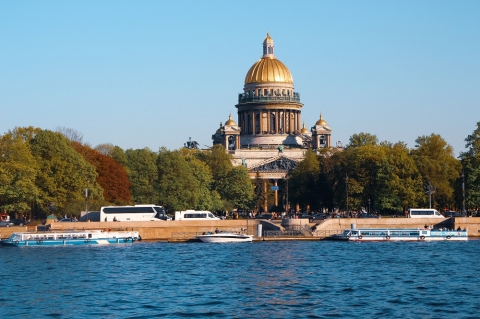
[
  {"left": 252, "top": 111, "right": 256, "bottom": 135},
  {"left": 275, "top": 111, "right": 279, "bottom": 134},
  {"left": 266, "top": 110, "right": 270, "bottom": 133},
  {"left": 297, "top": 111, "right": 301, "bottom": 133},
  {"left": 274, "top": 180, "right": 278, "bottom": 206},
  {"left": 263, "top": 181, "right": 268, "bottom": 212}
]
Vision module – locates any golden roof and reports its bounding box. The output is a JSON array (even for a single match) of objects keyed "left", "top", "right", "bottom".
[
  {"left": 225, "top": 114, "right": 237, "bottom": 126},
  {"left": 300, "top": 123, "right": 309, "bottom": 134},
  {"left": 245, "top": 34, "right": 293, "bottom": 84},
  {"left": 315, "top": 114, "right": 327, "bottom": 126},
  {"left": 245, "top": 58, "right": 293, "bottom": 84}
]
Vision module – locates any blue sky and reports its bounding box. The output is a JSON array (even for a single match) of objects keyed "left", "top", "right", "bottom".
[{"left": 1, "top": 0, "right": 479, "bottom": 156}]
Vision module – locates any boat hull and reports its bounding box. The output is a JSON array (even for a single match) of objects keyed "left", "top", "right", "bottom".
[
  {"left": 332, "top": 235, "right": 468, "bottom": 242},
  {"left": 196, "top": 233, "right": 253, "bottom": 243},
  {"left": 0, "top": 238, "right": 136, "bottom": 247},
  {"left": 0, "top": 230, "right": 140, "bottom": 247},
  {"left": 332, "top": 228, "right": 468, "bottom": 242}
]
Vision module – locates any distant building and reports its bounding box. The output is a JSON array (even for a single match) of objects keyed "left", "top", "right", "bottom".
[{"left": 212, "top": 34, "right": 340, "bottom": 211}]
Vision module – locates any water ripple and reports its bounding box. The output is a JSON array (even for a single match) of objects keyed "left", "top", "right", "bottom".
[{"left": 1, "top": 240, "right": 480, "bottom": 318}]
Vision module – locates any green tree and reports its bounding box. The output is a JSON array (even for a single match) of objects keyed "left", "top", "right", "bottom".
[
  {"left": 288, "top": 149, "right": 320, "bottom": 211},
  {"left": 460, "top": 122, "right": 480, "bottom": 210},
  {"left": 347, "top": 132, "right": 378, "bottom": 148},
  {"left": 125, "top": 148, "right": 158, "bottom": 204},
  {"left": 29, "top": 130, "right": 104, "bottom": 216},
  {"left": 223, "top": 166, "right": 254, "bottom": 212},
  {"left": 376, "top": 143, "right": 424, "bottom": 212},
  {"left": 156, "top": 148, "right": 220, "bottom": 211},
  {"left": 0, "top": 130, "right": 39, "bottom": 214},
  {"left": 411, "top": 134, "right": 461, "bottom": 209}
]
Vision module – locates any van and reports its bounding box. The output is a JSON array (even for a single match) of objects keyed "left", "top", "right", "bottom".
[
  {"left": 174, "top": 210, "right": 220, "bottom": 221},
  {"left": 408, "top": 208, "right": 444, "bottom": 218}
]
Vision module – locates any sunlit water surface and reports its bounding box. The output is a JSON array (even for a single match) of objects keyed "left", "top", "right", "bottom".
[{"left": 1, "top": 240, "right": 479, "bottom": 318}]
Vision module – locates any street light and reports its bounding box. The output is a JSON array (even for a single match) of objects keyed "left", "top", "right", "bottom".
[
  {"left": 462, "top": 170, "right": 466, "bottom": 214},
  {"left": 85, "top": 179, "right": 89, "bottom": 221},
  {"left": 368, "top": 198, "right": 371, "bottom": 214},
  {"left": 424, "top": 181, "right": 436, "bottom": 209},
  {"left": 346, "top": 173, "right": 349, "bottom": 217}
]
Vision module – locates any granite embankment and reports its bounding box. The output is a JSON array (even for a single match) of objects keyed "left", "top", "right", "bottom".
[{"left": 0, "top": 217, "right": 479, "bottom": 240}]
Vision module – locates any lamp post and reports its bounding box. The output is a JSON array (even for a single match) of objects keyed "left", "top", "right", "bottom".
[
  {"left": 424, "top": 182, "right": 436, "bottom": 209},
  {"left": 346, "top": 173, "right": 349, "bottom": 217},
  {"left": 462, "top": 170, "right": 466, "bottom": 214},
  {"left": 85, "top": 179, "right": 89, "bottom": 221},
  {"left": 368, "top": 198, "right": 371, "bottom": 214}
]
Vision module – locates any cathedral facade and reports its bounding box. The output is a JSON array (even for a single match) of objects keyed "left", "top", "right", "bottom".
[{"left": 212, "top": 34, "right": 337, "bottom": 211}]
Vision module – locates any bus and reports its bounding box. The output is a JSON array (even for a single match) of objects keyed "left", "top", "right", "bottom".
[
  {"left": 100, "top": 205, "right": 169, "bottom": 222},
  {"left": 174, "top": 210, "right": 220, "bottom": 221},
  {"left": 408, "top": 208, "right": 444, "bottom": 218}
]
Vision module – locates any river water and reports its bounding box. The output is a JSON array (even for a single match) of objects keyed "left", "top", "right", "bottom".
[{"left": 1, "top": 240, "right": 479, "bottom": 318}]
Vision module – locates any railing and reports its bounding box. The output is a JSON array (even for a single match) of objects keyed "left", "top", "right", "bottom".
[
  {"left": 264, "top": 230, "right": 307, "bottom": 237},
  {"left": 288, "top": 225, "right": 313, "bottom": 236},
  {"left": 312, "top": 229, "right": 343, "bottom": 237},
  {"left": 238, "top": 93, "right": 301, "bottom": 103}
]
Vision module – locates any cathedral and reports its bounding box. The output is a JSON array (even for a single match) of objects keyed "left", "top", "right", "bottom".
[{"left": 211, "top": 34, "right": 339, "bottom": 211}]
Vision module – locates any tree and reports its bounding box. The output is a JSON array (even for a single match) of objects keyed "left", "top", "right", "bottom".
[
  {"left": 288, "top": 149, "right": 320, "bottom": 211},
  {"left": 29, "top": 130, "right": 104, "bottom": 215},
  {"left": 376, "top": 143, "right": 423, "bottom": 212},
  {"left": 156, "top": 148, "right": 221, "bottom": 211},
  {"left": 125, "top": 148, "right": 158, "bottom": 204},
  {"left": 56, "top": 126, "right": 83, "bottom": 143},
  {"left": 347, "top": 132, "right": 378, "bottom": 148},
  {"left": 0, "top": 130, "right": 39, "bottom": 214},
  {"left": 95, "top": 143, "right": 115, "bottom": 156},
  {"left": 71, "top": 142, "right": 131, "bottom": 204},
  {"left": 459, "top": 122, "right": 480, "bottom": 210},
  {"left": 223, "top": 166, "right": 254, "bottom": 212},
  {"left": 411, "top": 134, "right": 461, "bottom": 209}
]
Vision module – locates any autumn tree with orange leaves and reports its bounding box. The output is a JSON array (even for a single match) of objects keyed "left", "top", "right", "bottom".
[{"left": 71, "top": 142, "right": 131, "bottom": 204}]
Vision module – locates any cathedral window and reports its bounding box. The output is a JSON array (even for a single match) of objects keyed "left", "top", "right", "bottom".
[
  {"left": 255, "top": 113, "right": 260, "bottom": 134},
  {"left": 264, "top": 89, "right": 268, "bottom": 96},
  {"left": 248, "top": 114, "right": 252, "bottom": 134}
]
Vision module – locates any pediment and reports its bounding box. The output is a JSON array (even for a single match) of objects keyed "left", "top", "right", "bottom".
[{"left": 248, "top": 155, "right": 299, "bottom": 172}]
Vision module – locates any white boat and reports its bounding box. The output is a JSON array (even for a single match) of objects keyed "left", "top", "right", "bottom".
[
  {"left": 332, "top": 228, "right": 468, "bottom": 241},
  {"left": 196, "top": 232, "right": 253, "bottom": 243},
  {"left": 0, "top": 230, "right": 141, "bottom": 247}
]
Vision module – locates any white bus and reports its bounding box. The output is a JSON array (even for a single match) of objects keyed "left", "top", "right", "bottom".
[
  {"left": 174, "top": 210, "right": 220, "bottom": 221},
  {"left": 100, "top": 205, "right": 169, "bottom": 222},
  {"left": 408, "top": 208, "right": 444, "bottom": 218}
]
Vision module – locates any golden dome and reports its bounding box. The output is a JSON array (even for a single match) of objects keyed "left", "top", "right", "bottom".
[
  {"left": 245, "top": 58, "right": 293, "bottom": 84},
  {"left": 225, "top": 114, "right": 237, "bottom": 126},
  {"left": 315, "top": 113, "right": 327, "bottom": 126},
  {"left": 244, "top": 34, "right": 293, "bottom": 84},
  {"left": 300, "top": 123, "right": 309, "bottom": 134}
]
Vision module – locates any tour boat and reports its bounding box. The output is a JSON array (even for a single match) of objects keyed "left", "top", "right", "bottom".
[
  {"left": 0, "top": 230, "right": 141, "bottom": 247},
  {"left": 332, "top": 228, "right": 468, "bottom": 242},
  {"left": 196, "top": 232, "right": 253, "bottom": 243}
]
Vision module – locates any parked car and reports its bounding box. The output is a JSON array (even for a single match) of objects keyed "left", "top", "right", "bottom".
[
  {"left": 309, "top": 213, "right": 326, "bottom": 222},
  {"left": 444, "top": 211, "right": 466, "bottom": 218},
  {"left": 0, "top": 220, "right": 14, "bottom": 227},
  {"left": 10, "top": 218, "right": 26, "bottom": 226},
  {"left": 255, "top": 213, "right": 273, "bottom": 220}
]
